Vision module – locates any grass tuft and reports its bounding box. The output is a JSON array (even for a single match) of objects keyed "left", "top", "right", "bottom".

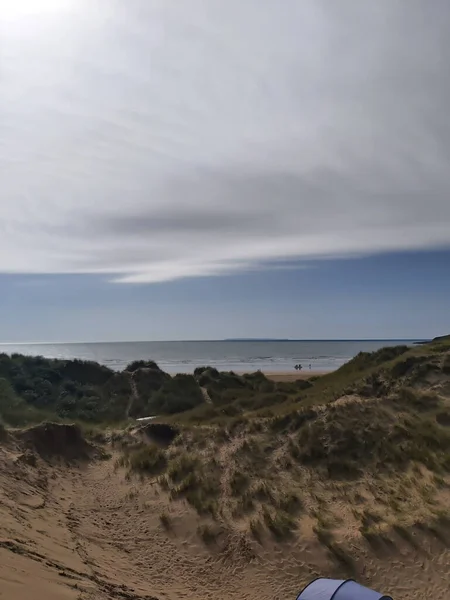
[
  {"left": 229, "top": 470, "right": 250, "bottom": 495},
  {"left": 262, "top": 507, "right": 296, "bottom": 539},
  {"left": 159, "top": 512, "right": 171, "bottom": 529},
  {"left": 197, "top": 523, "right": 222, "bottom": 544},
  {"left": 125, "top": 444, "right": 167, "bottom": 475}
]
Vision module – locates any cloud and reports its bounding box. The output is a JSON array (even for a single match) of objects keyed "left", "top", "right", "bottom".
[{"left": 1, "top": 0, "right": 450, "bottom": 282}]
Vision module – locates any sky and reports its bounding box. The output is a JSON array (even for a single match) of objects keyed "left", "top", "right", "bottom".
[{"left": 0, "top": 0, "right": 449, "bottom": 341}]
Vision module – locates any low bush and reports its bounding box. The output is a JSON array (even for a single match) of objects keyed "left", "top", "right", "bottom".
[
  {"left": 148, "top": 375, "right": 204, "bottom": 415},
  {"left": 125, "top": 360, "right": 162, "bottom": 373}
]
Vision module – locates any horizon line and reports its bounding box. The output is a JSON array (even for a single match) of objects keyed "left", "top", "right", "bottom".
[{"left": 0, "top": 337, "right": 429, "bottom": 346}]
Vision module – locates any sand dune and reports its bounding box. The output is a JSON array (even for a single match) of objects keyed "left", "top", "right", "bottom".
[{"left": 1, "top": 423, "right": 450, "bottom": 600}]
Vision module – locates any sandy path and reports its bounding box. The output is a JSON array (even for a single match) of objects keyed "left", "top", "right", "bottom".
[
  {"left": 126, "top": 371, "right": 139, "bottom": 418},
  {"left": 200, "top": 386, "right": 213, "bottom": 404}
]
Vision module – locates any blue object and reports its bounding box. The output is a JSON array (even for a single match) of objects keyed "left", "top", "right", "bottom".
[{"left": 296, "top": 578, "right": 392, "bottom": 600}]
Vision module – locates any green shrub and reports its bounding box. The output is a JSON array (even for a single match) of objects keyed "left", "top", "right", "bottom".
[
  {"left": 0, "top": 378, "right": 50, "bottom": 426},
  {"left": 125, "top": 360, "right": 161, "bottom": 373},
  {"left": 148, "top": 375, "right": 204, "bottom": 415}
]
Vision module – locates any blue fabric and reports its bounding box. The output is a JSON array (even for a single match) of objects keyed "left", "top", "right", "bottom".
[
  {"left": 297, "top": 579, "right": 346, "bottom": 600},
  {"left": 334, "top": 580, "right": 392, "bottom": 600},
  {"left": 297, "top": 579, "right": 392, "bottom": 600}
]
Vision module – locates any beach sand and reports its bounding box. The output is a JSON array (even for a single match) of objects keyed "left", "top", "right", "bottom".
[
  {"left": 235, "top": 370, "right": 329, "bottom": 382},
  {"left": 262, "top": 370, "right": 328, "bottom": 382}
]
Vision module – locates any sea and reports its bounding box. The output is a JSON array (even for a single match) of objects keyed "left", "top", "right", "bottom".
[{"left": 0, "top": 339, "right": 423, "bottom": 374}]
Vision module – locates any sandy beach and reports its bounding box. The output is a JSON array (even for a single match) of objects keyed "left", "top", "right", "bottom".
[{"left": 238, "top": 370, "right": 329, "bottom": 382}]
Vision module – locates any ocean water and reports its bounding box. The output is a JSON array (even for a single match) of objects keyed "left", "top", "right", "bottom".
[{"left": 0, "top": 339, "right": 421, "bottom": 374}]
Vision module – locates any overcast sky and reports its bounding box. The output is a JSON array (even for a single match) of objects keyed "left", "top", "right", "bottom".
[{"left": 0, "top": 0, "right": 449, "bottom": 340}]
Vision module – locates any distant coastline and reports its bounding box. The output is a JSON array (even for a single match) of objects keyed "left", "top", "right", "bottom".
[
  {"left": 224, "top": 338, "right": 291, "bottom": 342},
  {"left": 223, "top": 338, "right": 424, "bottom": 342}
]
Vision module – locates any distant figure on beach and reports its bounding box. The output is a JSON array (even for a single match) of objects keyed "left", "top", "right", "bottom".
[
  {"left": 309, "top": 364, "right": 311, "bottom": 370},
  {"left": 294, "top": 364, "right": 303, "bottom": 371}
]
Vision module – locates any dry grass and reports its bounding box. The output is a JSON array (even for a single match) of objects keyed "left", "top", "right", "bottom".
[
  {"left": 262, "top": 507, "right": 297, "bottom": 539},
  {"left": 165, "top": 452, "right": 221, "bottom": 516},
  {"left": 249, "top": 518, "right": 263, "bottom": 541},
  {"left": 110, "top": 338, "right": 450, "bottom": 558},
  {"left": 122, "top": 444, "right": 167, "bottom": 475},
  {"left": 313, "top": 524, "right": 356, "bottom": 573},
  {"left": 197, "top": 523, "right": 222, "bottom": 544},
  {"left": 159, "top": 512, "right": 171, "bottom": 529},
  {"left": 229, "top": 470, "right": 250, "bottom": 495}
]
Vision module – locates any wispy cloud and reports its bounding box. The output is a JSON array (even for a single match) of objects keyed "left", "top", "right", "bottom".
[{"left": 1, "top": 0, "right": 450, "bottom": 282}]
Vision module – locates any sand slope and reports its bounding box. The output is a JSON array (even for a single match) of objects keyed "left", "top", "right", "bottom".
[{"left": 1, "top": 429, "right": 450, "bottom": 600}]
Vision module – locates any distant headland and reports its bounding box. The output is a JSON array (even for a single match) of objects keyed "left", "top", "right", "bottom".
[{"left": 223, "top": 338, "right": 291, "bottom": 342}]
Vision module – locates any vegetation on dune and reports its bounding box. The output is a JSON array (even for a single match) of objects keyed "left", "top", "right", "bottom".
[
  {"left": 3, "top": 336, "right": 450, "bottom": 561},
  {"left": 159, "top": 511, "right": 171, "bottom": 529},
  {"left": 0, "top": 377, "right": 51, "bottom": 426},
  {"left": 262, "top": 507, "right": 297, "bottom": 539},
  {"left": 124, "top": 360, "right": 163, "bottom": 373},
  {"left": 0, "top": 349, "right": 315, "bottom": 427},
  {"left": 121, "top": 444, "right": 167, "bottom": 475},
  {"left": 128, "top": 368, "right": 171, "bottom": 417},
  {"left": 147, "top": 374, "right": 204, "bottom": 415},
  {"left": 197, "top": 523, "right": 223, "bottom": 544},
  {"left": 164, "top": 451, "right": 221, "bottom": 515},
  {"left": 249, "top": 337, "right": 450, "bottom": 418},
  {"left": 0, "top": 353, "right": 123, "bottom": 424},
  {"left": 118, "top": 387, "right": 450, "bottom": 544},
  {"left": 176, "top": 342, "right": 450, "bottom": 426},
  {"left": 2, "top": 336, "right": 450, "bottom": 428},
  {"left": 170, "top": 368, "right": 311, "bottom": 424},
  {"left": 288, "top": 397, "right": 450, "bottom": 477},
  {"left": 112, "top": 337, "right": 450, "bottom": 549},
  {"left": 0, "top": 353, "right": 205, "bottom": 425}
]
